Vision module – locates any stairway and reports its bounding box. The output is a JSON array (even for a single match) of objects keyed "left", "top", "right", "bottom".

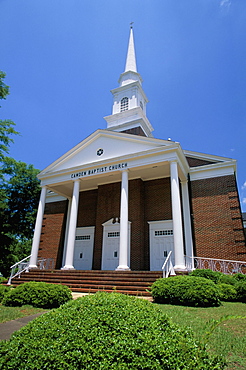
[{"left": 11, "top": 270, "right": 163, "bottom": 296}]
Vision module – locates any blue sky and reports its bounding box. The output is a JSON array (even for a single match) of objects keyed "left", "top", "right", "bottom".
[{"left": 1, "top": 0, "right": 246, "bottom": 211}]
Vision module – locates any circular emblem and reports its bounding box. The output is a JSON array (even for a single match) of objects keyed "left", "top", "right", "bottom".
[{"left": 97, "top": 148, "right": 104, "bottom": 156}]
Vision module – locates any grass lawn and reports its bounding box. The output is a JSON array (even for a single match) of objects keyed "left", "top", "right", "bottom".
[
  {"left": 0, "top": 304, "right": 48, "bottom": 324},
  {"left": 157, "top": 302, "right": 246, "bottom": 370}
]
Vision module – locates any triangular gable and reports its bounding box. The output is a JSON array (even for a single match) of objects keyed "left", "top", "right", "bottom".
[
  {"left": 40, "top": 130, "right": 173, "bottom": 175},
  {"left": 183, "top": 149, "right": 233, "bottom": 167}
]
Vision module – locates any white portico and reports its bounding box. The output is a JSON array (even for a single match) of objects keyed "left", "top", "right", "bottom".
[{"left": 30, "top": 129, "right": 192, "bottom": 272}]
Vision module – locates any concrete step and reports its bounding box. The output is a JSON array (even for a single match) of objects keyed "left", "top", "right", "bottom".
[{"left": 11, "top": 270, "right": 162, "bottom": 296}]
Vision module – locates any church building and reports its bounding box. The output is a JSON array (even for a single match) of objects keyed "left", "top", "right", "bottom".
[{"left": 29, "top": 28, "right": 246, "bottom": 273}]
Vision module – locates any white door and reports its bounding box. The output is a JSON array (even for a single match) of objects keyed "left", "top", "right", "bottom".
[
  {"left": 101, "top": 219, "right": 120, "bottom": 270},
  {"left": 102, "top": 231, "right": 120, "bottom": 270},
  {"left": 149, "top": 221, "right": 174, "bottom": 271},
  {"left": 101, "top": 218, "right": 131, "bottom": 270},
  {"left": 73, "top": 227, "right": 95, "bottom": 270}
]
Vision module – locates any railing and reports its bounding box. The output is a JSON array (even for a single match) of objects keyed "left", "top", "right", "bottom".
[
  {"left": 7, "top": 256, "right": 54, "bottom": 285},
  {"left": 162, "top": 251, "right": 176, "bottom": 278},
  {"left": 185, "top": 256, "right": 246, "bottom": 275}
]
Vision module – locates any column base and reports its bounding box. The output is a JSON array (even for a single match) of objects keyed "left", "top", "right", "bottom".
[
  {"left": 61, "top": 265, "right": 75, "bottom": 270},
  {"left": 28, "top": 265, "right": 38, "bottom": 269},
  {"left": 115, "top": 265, "right": 131, "bottom": 271},
  {"left": 174, "top": 265, "right": 187, "bottom": 272}
]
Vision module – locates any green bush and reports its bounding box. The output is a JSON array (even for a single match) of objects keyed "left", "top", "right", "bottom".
[
  {"left": 218, "top": 283, "right": 237, "bottom": 301},
  {"left": 151, "top": 276, "right": 221, "bottom": 307},
  {"left": 0, "top": 285, "right": 10, "bottom": 303},
  {"left": 0, "top": 292, "right": 225, "bottom": 369},
  {"left": 233, "top": 273, "right": 246, "bottom": 282},
  {"left": 235, "top": 281, "right": 246, "bottom": 303},
  {"left": 2, "top": 282, "right": 72, "bottom": 308},
  {"left": 189, "top": 269, "right": 222, "bottom": 283},
  {"left": 218, "top": 274, "right": 236, "bottom": 286}
]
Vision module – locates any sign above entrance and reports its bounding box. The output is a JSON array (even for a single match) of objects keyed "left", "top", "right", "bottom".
[{"left": 71, "top": 162, "right": 128, "bottom": 179}]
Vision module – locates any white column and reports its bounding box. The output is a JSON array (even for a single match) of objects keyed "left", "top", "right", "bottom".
[
  {"left": 170, "top": 161, "right": 186, "bottom": 271},
  {"left": 181, "top": 180, "right": 194, "bottom": 270},
  {"left": 29, "top": 186, "right": 47, "bottom": 268},
  {"left": 62, "top": 198, "right": 72, "bottom": 267},
  {"left": 62, "top": 179, "right": 80, "bottom": 270},
  {"left": 116, "top": 170, "right": 130, "bottom": 270}
]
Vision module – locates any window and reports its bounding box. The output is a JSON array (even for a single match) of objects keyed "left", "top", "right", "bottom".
[
  {"left": 108, "top": 232, "right": 120, "bottom": 238},
  {"left": 75, "top": 235, "right": 91, "bottom": 240},
  {"left": 155, "top": 230, "right": 173, "bottom": 236},
  {"left": 120, "top": 97, "right": 129, "bottom": 111}
]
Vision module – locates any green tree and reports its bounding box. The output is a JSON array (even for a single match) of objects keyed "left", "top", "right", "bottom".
[{"left": 0, "top": 72, "right": 40, "bottom": 276}]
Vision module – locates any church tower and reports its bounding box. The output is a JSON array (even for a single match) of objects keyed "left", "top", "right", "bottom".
[{"left": 104, "top": 26, "right": 154, "bottom": 137}]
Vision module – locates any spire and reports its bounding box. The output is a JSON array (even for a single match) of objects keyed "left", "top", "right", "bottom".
[
  {"left": 118, "top": 25, "right": 142, "bottom": 87},
  {"left": 124, "top": 25, "right": 137, "bottom": 73}
]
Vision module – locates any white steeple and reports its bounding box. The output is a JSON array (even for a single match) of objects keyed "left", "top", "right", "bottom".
[
  {"left": 125, "top": 26, "right": 137, "bottom": 72},
  {"left": 104, "top": 26, "right": 154, "bottom": 137},
  {"left": 118, "top": 26, "right": 143, "bottom": 87}
]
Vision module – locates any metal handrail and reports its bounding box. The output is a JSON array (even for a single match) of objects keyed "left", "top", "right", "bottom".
[
  {"left": 7, "top": 255, "right": 32, "bottom": 285},
  {"left": 7, "top": 256, "right": 55, "bottom": 285},
  {"left": 185, "top": 256, "right": 246, "bottom": 274},
  {"left": 162, "top": 251, "right": 176, "bottom": 278}
]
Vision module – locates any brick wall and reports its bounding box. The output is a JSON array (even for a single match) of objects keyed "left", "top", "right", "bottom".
[
  {"left": 93, "top": 182, "right": 121, "bottom": 269},
  {"left": 143, "top": 178, "right": 172, "bottom": 270},
  {"left": 39, "top": 200, "right": 68, "bottom": 268},
  {"left": 190, "top": 175, "right": 246, "bottom": 260},
  {"left": 129, "top": 179, "right": 145, "bottom": 270}
]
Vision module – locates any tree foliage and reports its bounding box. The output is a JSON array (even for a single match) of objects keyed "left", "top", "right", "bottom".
[{"left": 0, "top": 72, "right": 40, "bottom": 276}]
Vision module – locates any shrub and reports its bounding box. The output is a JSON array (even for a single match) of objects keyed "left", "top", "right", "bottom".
[
  {"left": 218, "top": 283, "right": 237, "bottom": 301},
  {"left": 0, "top": 292, "right": 225, "bottom": 369},
  {"left": 0, "top": 285, "right": 10, "bottom": 303},
  {"left": 233, "top": 273, "right": 246, "bottom": 282},
  {"left": 189, "top": 269, "right": 222, "bottom": 283},
  {"left": 2, "top": 282, "right": 72, "bottom": 308},
  {"left": 235, "top": 281, "right": 246, "bottom": 303},
  {"left": 218, "top": 274, "right": 236, "bottom": 286},
  {"left": 151, "top": 276, "right": 221, "bottom": 307}
]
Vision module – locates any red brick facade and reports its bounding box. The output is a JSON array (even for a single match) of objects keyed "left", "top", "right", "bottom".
[
  {"left": 190, "top": 174, "right": 246, "bottom": 261},
  {"left": 38, "top": 175, "right": 246, "bottom": 270},
  {"left": 38, "top": 200, "right": 68, "bottom": 268}
]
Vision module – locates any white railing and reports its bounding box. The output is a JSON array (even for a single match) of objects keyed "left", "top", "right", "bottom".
[
  {"left": 7, "top": 256, "right": 55, "bottom": 285},
  {"left": 185, "top": 256, "right": 246, "bottom": 275},
  {"left": 162, "top": 251, "right": 176, "bottom": 278}
]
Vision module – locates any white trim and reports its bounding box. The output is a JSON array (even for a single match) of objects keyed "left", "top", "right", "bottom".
[
  {"left": 45, "top": 193, "right": 67, "bottom": 203},
  {"left": 189, "top": 161, "right": 236, "bottom": 181}
]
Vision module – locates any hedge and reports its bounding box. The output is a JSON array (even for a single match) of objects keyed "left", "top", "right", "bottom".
[
  {"left": 0, "top": 292, "right": 225, "bottom": 369},
  {"left": 217, "top": 283, "right": 237, "bottom": 302},
  {"left": 0, "top": 285, "right": 10, "bottom": 303},
  {"left": 2, "top": 281, "right": 72, "bottom": 308},
  {"left": 151, "top": 275, "right": 221, "bottom": 307}
]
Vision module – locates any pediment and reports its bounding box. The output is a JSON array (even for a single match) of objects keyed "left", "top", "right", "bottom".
[{"left": 40, "top": 130, "right": 172, "bottom": 175}]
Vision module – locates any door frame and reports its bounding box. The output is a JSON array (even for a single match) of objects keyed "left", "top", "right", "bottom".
[
  {"left": 148, "top": 220, "right": 174, "bottom": 271},
  {"left": 73, "top": 226, "right": 95, "bottom": 270},
  {"left": 101, "top": 218, "right": 131, "bottom": 270}
]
